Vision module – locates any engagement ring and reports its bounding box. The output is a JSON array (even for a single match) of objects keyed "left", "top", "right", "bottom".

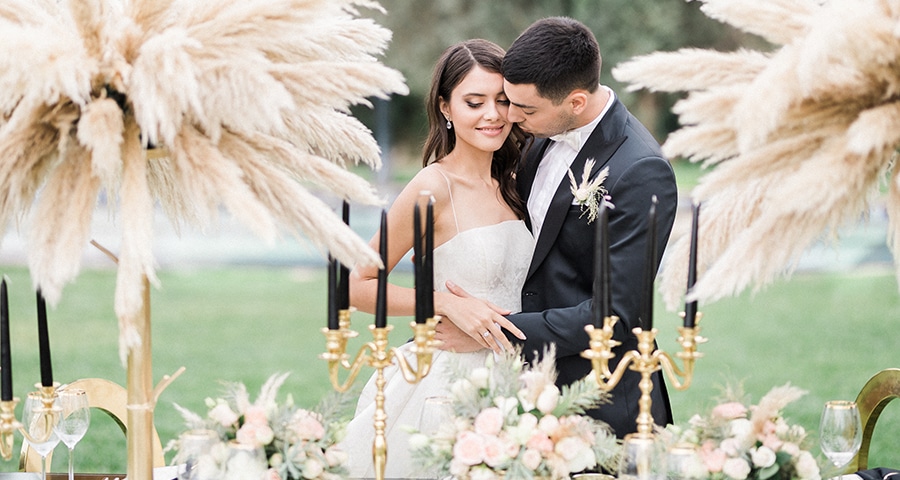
[{"left": 481, "top": 331, "right": 490, "bottom": 338}]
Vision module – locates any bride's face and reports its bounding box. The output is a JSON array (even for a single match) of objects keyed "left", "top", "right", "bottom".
[{"left": 440, "top": 65, "right": 512, "bottom": 155}]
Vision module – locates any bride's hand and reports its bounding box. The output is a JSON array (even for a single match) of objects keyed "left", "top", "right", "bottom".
[{"left": 437, "top": 281, "right": 526, "bottom": 353}]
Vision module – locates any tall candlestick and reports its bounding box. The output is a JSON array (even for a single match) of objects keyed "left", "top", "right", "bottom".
[
  {"left": 424, "top": 197, "right": 434, "bottom": 320},
  {"left": 339, "top": 201, "right": 350, "bottom": 311},
  {"left": 684, "top": 203, "right": 701, "bottom": 328},
  {"left": 327, "top": 255, "right": 339, "bottom": 330},
  {"left": 640, "top": 197, "right": 658, "bottom": 331},
  {"left": 36, "top": 289, "right": 53, "bottom": 387},
  {"left": 413, "top": 202, "right": 424, "bottom": 324},
  {"left": 1, "top": 279, "right": 11, "bottom": 401},
  {"left": 375, "top": 210, "right": 388, "bottom": 328},
  {"left": 591, "top": 202, "right": 610, "bottom": 327}
]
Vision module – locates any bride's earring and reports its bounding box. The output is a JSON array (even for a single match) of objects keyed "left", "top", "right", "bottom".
[{"left": 446, "top": 119, "right": 452, "bottom": 130}]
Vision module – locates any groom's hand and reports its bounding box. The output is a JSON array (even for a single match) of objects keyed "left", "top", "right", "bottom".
[{"left": 434, "top": 318, "right": 483, "bottom": 353}]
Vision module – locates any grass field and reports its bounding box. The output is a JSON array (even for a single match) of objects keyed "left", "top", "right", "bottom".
[{"left": 0, "top": 262, "right": 897, "bottom": 474}]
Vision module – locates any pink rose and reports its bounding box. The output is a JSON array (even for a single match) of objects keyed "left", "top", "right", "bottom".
[
  {"left": 474, "top": 407, "right": 504, "bottom": 436},
  {"left": 453, "top": 431, "right": 485, "bottom": 466},
  {"left": 267, "top": 468, "right": 282, "bottom": 480},
  {"left": 236, "top": 422, "right": 274, "bottom": 446},
  {"left": 482, "top": 435, "right": 508, "bottom": 467},
  {"left": 699, "top": 441, "right": 726, "bottom": 473},
  {"left": 522, "top": 448, "right": 543, "bottom": 470},
  {"left": 244, "top": 405, "right": 268, "bottom": 425},
  {"left": 712, "top": 402, "right": 747, "bottom": 420},
  {"left": 526, "top": 430, "right": 554, "bottom": 453},
  {"left": 761, "top": 432, "right": 783, "bottom": 451},
  {"left": 291, "top": 410, "right": 325, "bottom": 441}
]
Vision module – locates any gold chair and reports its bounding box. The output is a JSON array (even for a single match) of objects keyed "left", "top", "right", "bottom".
[
  {"left": 19, "top": 378, "right": 166, "bottom": 472},
  {"left": 846, "top": 368, "right": 900, "bottom": 472}
]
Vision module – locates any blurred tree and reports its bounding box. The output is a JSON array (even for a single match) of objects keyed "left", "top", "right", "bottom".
[{"left": 356, "top": 0, "right": 769, "bottom": 170}]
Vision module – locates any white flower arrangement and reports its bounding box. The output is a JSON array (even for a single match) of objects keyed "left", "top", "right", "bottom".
[
  {"left": 172, "top": 373, "right": 353, "bottom": 480},
  {"left": 408, "top": 348, "right": 620, "bottom": 480},
  {"left": 664, "top": 384, "right": 822, "bottom": 480},
  {"left": 567, "top": 159, "right": 611, "bottom": 224}
]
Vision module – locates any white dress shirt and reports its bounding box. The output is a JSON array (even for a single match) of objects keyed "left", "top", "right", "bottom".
[{"left": 528, "top": 86, "right": 616, "bottom": 240}]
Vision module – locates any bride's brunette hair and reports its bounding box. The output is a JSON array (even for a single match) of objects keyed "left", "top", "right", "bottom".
[{"left": 422, "top": 39, "right": 527, "bottom": 219}]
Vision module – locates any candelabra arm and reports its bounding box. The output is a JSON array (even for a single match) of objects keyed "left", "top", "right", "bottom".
[
  {"left": 655, "top": 322, "right": 705, "bottom": 391},
  {"left": 581, "top": 316, "right": 635, "bottom": 390},
  {"left": 320, "top": 327, "right": 377, "bottom": 393},
  {"left": 18, "top": 384, "right": 61, "bottom": 445},
  {"left": 0, "top": 399, "right": 20, "bottom": 461},
  {"left": 392, "top": 316, "right": 440, "bottom": 383}
]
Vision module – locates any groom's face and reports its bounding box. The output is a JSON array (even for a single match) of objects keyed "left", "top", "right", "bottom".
[{"left": 503, "top": 80, "right": 576, "bottom": 138}]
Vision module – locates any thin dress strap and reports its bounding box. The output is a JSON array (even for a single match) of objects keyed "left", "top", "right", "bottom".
[{"left": 434, "top": 167, "right": 460, "bottom": 234}]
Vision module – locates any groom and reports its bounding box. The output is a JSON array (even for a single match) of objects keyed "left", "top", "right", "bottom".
[{"left": 444, "top": 17, "right": 677, "bottom": 437}]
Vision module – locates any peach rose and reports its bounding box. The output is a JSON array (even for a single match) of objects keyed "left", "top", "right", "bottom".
[
  {"left": 482, "top": 435, "right": 509, "bottom": 467},
  {"left": 699, "top": 441, "right": 726, "bottom": 473},
  {"left": 521, "top": 448, "right": 543, "bottom": 470},
  {"left": 244, "top": 405, "right": 268, "bottom": 425},
  {"left": 526, "top": 430, "right": 554, "bottom": 453}
]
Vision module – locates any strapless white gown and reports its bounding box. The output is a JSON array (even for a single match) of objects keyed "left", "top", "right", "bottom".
[{"left": 342, "top": 219, "right": 534, "bottom": 478}]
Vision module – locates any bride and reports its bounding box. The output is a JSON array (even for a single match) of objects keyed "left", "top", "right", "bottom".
[{"left": 342, "top": 39, "right": 534, "bottom": 478}]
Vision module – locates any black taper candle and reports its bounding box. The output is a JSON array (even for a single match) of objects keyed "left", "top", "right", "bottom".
[
  {"left": 339, "top": 201, "right": 350, "bottom": 311},
  {"left": 640, "top": 197, "right": 658, "bottom": 331},
  {"left": 424, "top": 197, "right": 434, "bottom": 320},
  {"left": 36, "top": 289, "right": 53, "bottom": 387},
  {"left": 413, "top": 202, "right": 424, "bottom": 324},
  {"left": 375, "top": 210, "right": 388, "bottom": 328},
  {"left": 684, "top": 203, "right": 701, "bottom": 328},
  {"left": 591, "top": 202, "right": 610, "bottom": 327},
  {"left": 1, "top": 279, "right": 12, "bottom": 401},
  {"left": 327, "top": 255, "right": 339, "bottom": 330}
]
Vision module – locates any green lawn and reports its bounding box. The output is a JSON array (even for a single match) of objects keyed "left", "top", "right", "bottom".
[{"left": 0, "top": 263, "right": 897, "bottom": 474}]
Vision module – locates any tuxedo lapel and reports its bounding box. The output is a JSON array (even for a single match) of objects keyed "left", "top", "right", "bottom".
[{"left": 527, "top": 129, "right": 626, "bottom": 280}]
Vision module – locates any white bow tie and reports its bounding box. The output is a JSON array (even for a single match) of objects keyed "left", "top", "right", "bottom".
[{"left": 549, "top": 130, "right": 581, "bottom": 151}]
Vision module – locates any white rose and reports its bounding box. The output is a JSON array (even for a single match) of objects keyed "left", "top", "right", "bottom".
[
  {"left": 555, "top": 436, "right": 596, "bottom": 473},
  {"left": 469, "top": 466, "right": 497, "bottom": 480},
  {"left": 536, "top": 385, "right": 560, "bottom": 415},
  {"left": 470, "top": 367, "right": 491, "bottom": 389},
  {"left": 722, "top": 457, "right": 751, "bottom": 480},
  {"left": 209, "top": 403, "right": 240, "bottom": 427},
  {"left": 494, "top": 396, "right": 519, "bottom": 417},
  {"left": 508, "top": 413, "right": 538, "bottom": 443},
  {"left": 302, "top": 458, "right": 324, "bottom": 479},
  {"left": 781, "top": 442, "right": 800, "bottom": 457},
  {"left": 408, "top": 432, "right": 430, "bottom": 450},
  {"left": 751, "top": 446, "right": 777, "bottom": 468},
  {"left": 324, "top": 447, "right": 348, "bottom": 467},
  {"left": 269, "top": 453, "right": 284, "bottom": 468},
  {"left": 451, "top": 379, "right": 476, "bottom": 402},
  {"left": 729, "top": 418, "right": 753, "bottom": 444},
  {"left": 538, "top": 414, "right": 560, "bottom": 433},
  {"left": 794, "top": 451, "right": 821, "bottom": 480},
  {"left": 521, "top": 448, "right": 543, "bottom": 471}
]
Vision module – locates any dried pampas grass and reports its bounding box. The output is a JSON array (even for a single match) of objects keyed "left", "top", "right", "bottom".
[
  {"left": 613, "top": 0, "right": 900, "bottom": 310},
  {"left": 0, "top": 0, "right": 407, "bottom": 360}
]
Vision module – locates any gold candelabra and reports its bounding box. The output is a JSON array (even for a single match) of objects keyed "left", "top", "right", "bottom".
[
  {"left": 320, "top": 309, "right": 439, "bottom": 480},
  {"left": 0, "top": 383, "right": 60, "bottom": 461},
  {"left": 581, "top": 313, "right": 705, "bottom": 437}
]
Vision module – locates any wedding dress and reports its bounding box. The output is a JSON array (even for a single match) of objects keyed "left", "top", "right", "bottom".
[{"left": 342, "top": 191, "right": 533, "bottom": 478}]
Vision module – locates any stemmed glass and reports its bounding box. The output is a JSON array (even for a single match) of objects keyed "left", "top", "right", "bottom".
[
  {"left": 22, "top": 391, "right": 61, "bottom": 480},
  {"left": 55, "top": 388, "right": 90, "bottom": 480},
  {"left": 418, "top": 396, "right": 453, "bottom": 479},
  {"left": 819, "top": 400, "right": 863, "bottom": 476}
]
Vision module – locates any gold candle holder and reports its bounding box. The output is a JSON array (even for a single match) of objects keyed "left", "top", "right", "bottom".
[
  {"left": 0, "top": 398, "right": 21, "bottom": 460},
  {"left": 321, "top": 311, "right": 439, "bottom": 480},
  {"left": 581, "top": 313, "right": 706, "bottom": 437}
]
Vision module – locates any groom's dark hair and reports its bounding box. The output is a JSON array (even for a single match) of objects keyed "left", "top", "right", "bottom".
[{"left": 502, "top": 17, "right": 601, "bottom": 104}]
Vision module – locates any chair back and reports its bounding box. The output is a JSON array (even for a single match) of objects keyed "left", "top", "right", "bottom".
[{"left": 847, "top": 368, "right": 900, "bottom": 472}]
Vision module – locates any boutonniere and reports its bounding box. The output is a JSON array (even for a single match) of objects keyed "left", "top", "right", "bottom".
[{"left": 567, "top": 159, "right": 610, "bottom": 223}]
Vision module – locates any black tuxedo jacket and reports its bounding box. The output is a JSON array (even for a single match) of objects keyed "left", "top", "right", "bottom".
[{"left": 508, "top": 97, "right": 677, "bottom": 437}]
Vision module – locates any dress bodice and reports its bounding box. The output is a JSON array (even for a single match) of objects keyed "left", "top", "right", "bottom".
[{"left": 432, "top": 220, "right": 533, "bottom": 313}]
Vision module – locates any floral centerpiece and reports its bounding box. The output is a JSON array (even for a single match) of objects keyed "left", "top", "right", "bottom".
[
  {"left": 172, "top": 373, "right": 352, "bottom": 480},
  {"left": 408, "top": 348, "right": 620, "bottom": 480},
  {"left": 664, "top": 383, "right": 822, "bottom": 480}
]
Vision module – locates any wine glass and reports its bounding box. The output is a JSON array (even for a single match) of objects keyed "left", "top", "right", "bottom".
[
  {"left": 176, "top": 429, "right": 220, "bottom": 480},
  {"left": 819, "top": 400, "right": 862, "bottom": 475},
  {"left": 618, "top": 434, "right": 667, "bottom": 480},
  {"left": 22, "top": 391, "right": 61, "bottom": 480},
  {"left": 55, "top": 388, "right": 90, "bottom": 480},
  {"left": 418, "top": 396, "right": 453, "bottom": 479}
]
